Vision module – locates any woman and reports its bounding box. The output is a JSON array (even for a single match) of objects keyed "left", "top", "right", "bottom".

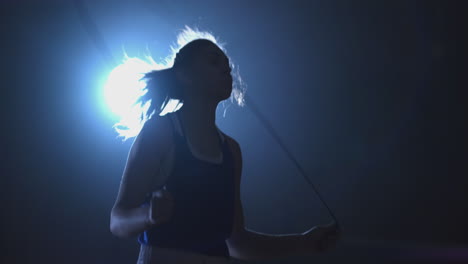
[{"left": 110, "top": 29, "right": 340, "bottom": 264}]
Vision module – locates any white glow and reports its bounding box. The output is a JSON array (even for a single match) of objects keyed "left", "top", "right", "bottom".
[
  {"left": 104, "top": 54, "right": 159, "bottom": 139},
  {"left": 104, "top": 56, "right": 152, "bottom": 117}
]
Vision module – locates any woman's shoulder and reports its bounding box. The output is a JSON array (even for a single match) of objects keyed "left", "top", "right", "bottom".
[
  {"left": 144, "top": 113, "right": 176, "bottom": 134},
  {"left": 136, "top": 114, "right": 175, "bottom": 153}
]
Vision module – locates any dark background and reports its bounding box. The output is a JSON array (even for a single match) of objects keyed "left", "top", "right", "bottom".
[{"left": 1, "top": 0, "right": 466, "bottom": 263}]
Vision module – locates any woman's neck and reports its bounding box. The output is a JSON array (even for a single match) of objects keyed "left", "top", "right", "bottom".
[{"left": 177, "top": 99, "right": 218, "bottom": 131}]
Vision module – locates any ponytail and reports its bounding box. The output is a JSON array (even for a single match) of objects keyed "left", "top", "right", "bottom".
[{"left": 136, "top": 67, "right": 183, "bottom": 123}]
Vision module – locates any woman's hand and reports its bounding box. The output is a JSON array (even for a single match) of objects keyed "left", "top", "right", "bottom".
[
  {"left": 302, "top": 221, "right": 341, "bottom": 253},
  {"left": 148, "top": 187, "right": 175, "bottom": 226}
]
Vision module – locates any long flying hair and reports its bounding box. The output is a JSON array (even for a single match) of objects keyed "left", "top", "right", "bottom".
[{"left": 111, "top": 26, "right": 246, "bottom": 141}]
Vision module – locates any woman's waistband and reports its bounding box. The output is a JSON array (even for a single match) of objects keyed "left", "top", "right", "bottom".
[{"left": 137, "top": 244, "right": 235, "bottom": 264}]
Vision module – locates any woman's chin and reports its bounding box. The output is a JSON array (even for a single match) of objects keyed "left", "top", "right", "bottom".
[{"left": 225, "top": 85, "right": 233, "bottom": 95}]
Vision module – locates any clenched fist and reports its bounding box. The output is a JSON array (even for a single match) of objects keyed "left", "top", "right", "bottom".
[{"left": 148, "top": 187, "right": 175, "bottom": 226}]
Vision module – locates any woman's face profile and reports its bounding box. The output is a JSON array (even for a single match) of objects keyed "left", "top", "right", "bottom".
[{"left": 186, "top": 43, "right": 233, "bottom": 101}]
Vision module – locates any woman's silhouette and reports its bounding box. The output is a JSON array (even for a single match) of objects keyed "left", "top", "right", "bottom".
[{"left": 110, "top": 30, "right": 340, "bottom": 264}]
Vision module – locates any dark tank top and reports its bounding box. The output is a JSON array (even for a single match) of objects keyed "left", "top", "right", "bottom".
[{"left": 137, "top": 112, "right": 235, "bottom": 259}]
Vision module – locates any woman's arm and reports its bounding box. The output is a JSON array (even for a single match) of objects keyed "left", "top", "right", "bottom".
[
  {"left": 225, "top": 136, "right": 340, "bottom": 261},
  {"left": 110, "top": 116, "right": 172, "bottom": 238},
  {"left": 110, "top": 206, "right": 153, "bottom": 238}
]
